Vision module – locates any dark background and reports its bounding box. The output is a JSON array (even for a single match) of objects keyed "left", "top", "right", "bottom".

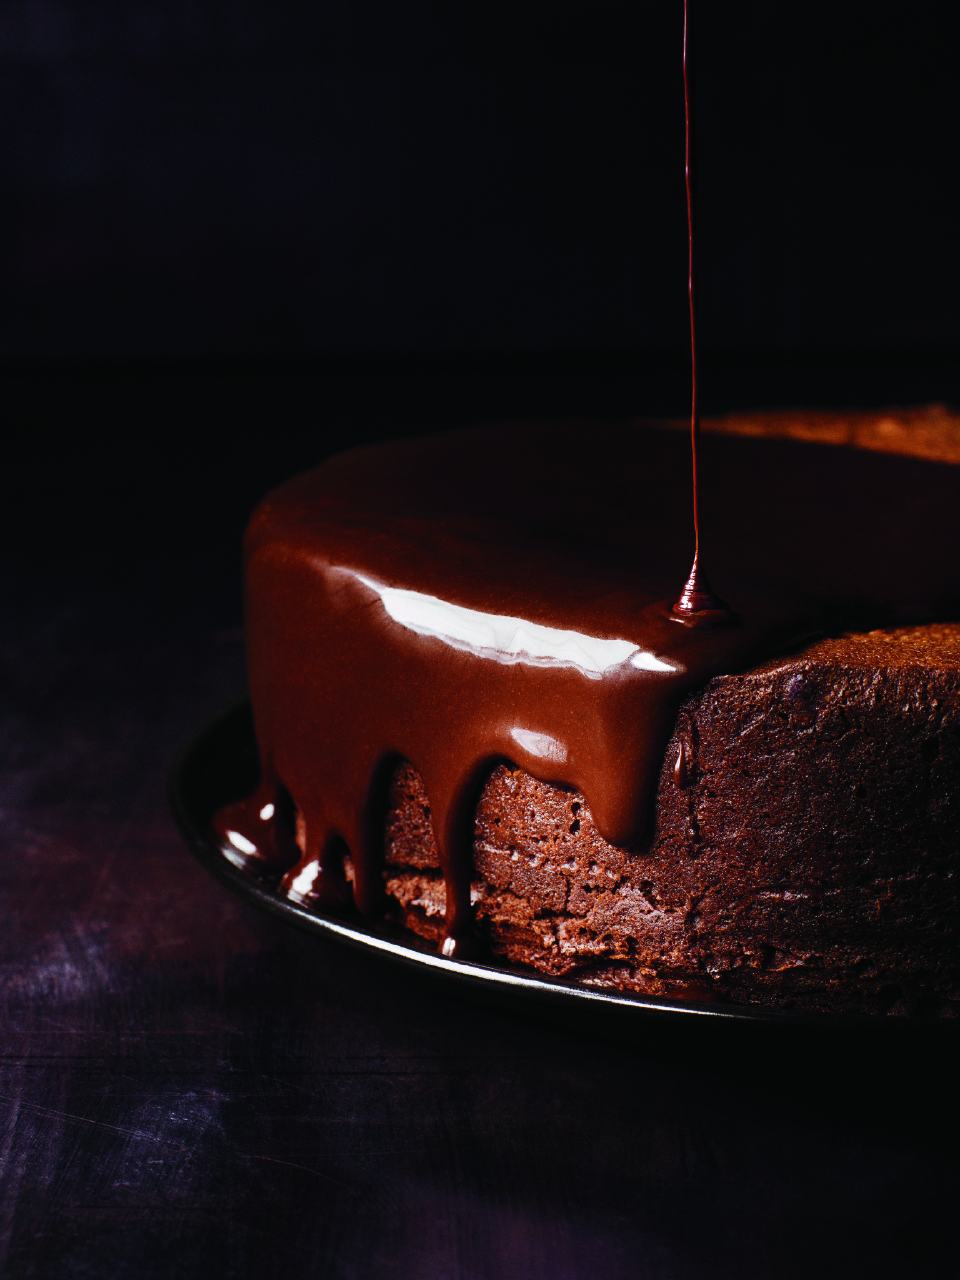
[
  {"left": 2, "top": 3, "right": 959, "bottom": 1277},
  {"left": 5, "top": 0, "right": 959, "bottom": 356},
  {"left": 4, "top": 0, "right": 959, "bottom": 621}
]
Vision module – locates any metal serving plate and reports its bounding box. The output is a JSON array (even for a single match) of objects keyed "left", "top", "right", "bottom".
[{"left": 168, "top": 699, "right": 942, "bottom": 1039}]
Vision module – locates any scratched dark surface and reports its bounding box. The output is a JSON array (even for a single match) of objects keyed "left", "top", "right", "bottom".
[{"left": 2, "top": 359, "right": 960, "bottom": 1279}]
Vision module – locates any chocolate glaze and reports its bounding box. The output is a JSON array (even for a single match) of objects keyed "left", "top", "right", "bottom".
[{"left": 212, "top": 422, "right": 960, "bottom": 956}]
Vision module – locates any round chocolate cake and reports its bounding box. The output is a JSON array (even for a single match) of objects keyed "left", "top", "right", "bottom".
[{"left": 214, "top": 410, "right": 960, "bottom": 1016}]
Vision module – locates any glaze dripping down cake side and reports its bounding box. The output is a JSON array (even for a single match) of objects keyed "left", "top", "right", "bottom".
[
  {"left": 214, "top": 416, "right": 960, "bottom": 1016},
  {"left": 375, "top": 626, "right": 960, "bottom": 1016}
]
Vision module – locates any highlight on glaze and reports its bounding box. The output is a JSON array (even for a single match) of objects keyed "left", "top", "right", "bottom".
[{"left": 356, "top": 573, "right": 678, "bottom": 677}]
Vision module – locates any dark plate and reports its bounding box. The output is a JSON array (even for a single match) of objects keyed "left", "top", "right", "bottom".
[{"left": 168, "top": 699, "right": 947, "bottom": 1039}]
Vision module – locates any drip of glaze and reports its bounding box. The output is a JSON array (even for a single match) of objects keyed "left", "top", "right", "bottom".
[
  {"left": 213, "top": 781, "right": 297, "bottom": 875},
  {"left": 672, "top": 0, "right": 735, "bottom": 630},
  {"left": 213, "top": 781, "right": 353, "bottom": 910},
  {"left": 673, "top": 740, "right": 689, "bottom": 789}
]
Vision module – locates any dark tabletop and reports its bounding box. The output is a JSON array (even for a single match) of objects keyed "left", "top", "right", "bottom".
[{"left": 2, "top": 356, "right": 959, "bottom": 1280}]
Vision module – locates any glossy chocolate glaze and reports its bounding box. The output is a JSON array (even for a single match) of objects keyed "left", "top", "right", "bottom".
[{"left": 213, "top": 422, "right": 960, "bottom": 955}]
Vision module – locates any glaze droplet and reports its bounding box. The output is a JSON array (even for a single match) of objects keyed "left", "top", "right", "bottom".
[
  {"left": 672, "top": 557, "right": 734, "bottom": 629},
  {"left": 674, "top": 740, "right": 689, "bottom": 789}
]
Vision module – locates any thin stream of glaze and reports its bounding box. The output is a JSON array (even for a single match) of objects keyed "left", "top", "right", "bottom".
[{"left": 672, "top": 0, "right": 731, "bottom": 625}]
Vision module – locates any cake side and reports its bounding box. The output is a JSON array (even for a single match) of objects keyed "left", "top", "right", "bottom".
[{"left": 375, "top": 625, "right": 960, "bottom": 1015}]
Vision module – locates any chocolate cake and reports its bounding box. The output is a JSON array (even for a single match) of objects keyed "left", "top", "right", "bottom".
[{"left": 213, "top": 414, "right": 960, "bottom": 1016}]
